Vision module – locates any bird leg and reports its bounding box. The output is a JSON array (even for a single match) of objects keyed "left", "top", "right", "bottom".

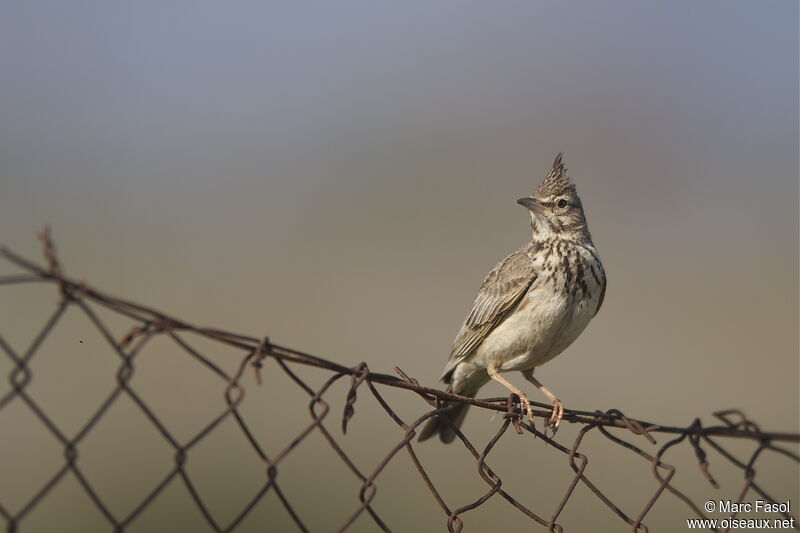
[
  {"left": 486, "top": 363, "right": 533, "bottom": 422},
  {"left": 522, "top": 369, "right": 564, "bottom": 433}
]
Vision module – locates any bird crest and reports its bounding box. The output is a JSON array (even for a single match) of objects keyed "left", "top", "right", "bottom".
[{"left": 533, "top": 153, "right": 576, "bottom": 198}]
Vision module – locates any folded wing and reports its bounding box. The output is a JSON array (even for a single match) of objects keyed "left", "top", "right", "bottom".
[{"left": 441, "top": 243, "right": 538, "bottom": 382}]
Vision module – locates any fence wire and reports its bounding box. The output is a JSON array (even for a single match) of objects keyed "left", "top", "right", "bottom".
[{"left": 0, "top": 228, "right": 798, "bottom": 532}]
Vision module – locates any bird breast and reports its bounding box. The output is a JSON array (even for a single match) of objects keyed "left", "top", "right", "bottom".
[{"left": 470, "top": 243, "right": 604, "bottom": 372}]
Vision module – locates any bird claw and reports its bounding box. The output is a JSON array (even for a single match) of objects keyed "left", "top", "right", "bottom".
[
  {"left": 512, "top": 393, "right": 535, "bottom": 424},
  {"left": 520, "top": 394, "right": 534, "bottom": 422},
  {"left": 545, "top": 399, "right": 564, "bottom": 436}
]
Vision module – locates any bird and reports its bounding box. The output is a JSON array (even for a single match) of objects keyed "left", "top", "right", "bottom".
[{"left": 418, "top": 153, "right": 606, "bottom": 443}]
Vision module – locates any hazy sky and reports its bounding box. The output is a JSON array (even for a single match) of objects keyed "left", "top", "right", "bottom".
[{"left": 1, "top": 2, "right": 797, "bottom": 531}]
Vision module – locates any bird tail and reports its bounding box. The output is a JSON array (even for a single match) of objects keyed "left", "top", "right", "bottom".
[
  {"left": 417, "top": 376, "right": 485, "bottom": 443},
  {"left": 417, "top": 399, "right": 470, "bottom": 443}
]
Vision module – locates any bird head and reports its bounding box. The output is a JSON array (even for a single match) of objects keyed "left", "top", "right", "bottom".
[{"left": 517, "top": 153, "right": 590, "bottom": 240}]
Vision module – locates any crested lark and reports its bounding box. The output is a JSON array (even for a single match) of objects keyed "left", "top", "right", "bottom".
[{"left": 419, "top": 153, "right": 606, "bottom": 443}]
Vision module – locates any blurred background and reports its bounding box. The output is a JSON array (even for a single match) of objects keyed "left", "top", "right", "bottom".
[{"left": 1, "top": 1, "right": 797, "bottom": 531}]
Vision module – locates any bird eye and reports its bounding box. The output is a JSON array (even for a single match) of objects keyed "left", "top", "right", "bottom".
[{"left": 556, "top": 199, "right": 567, "bottom": 209}]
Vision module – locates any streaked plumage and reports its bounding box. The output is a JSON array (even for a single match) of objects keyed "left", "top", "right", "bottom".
[{"left": 419, "top": 153, "right": 606, "bottom": 443}]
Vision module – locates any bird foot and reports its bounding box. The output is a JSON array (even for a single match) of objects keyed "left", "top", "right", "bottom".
[
  {"left": 514, "top": 393, "right": 534, "bottom": 423},
  {"left": 545, "top": 398, "right": 564, "bottom": 436}
]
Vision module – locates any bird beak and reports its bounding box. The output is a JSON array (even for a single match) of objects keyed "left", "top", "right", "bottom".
[{"left": 517, "top": 197, "right": 546, "bottom": 215}]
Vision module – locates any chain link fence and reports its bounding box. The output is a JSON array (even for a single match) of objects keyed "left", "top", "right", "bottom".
[{"left": 1, "top": 229, "right": 798, "bottom": 532}]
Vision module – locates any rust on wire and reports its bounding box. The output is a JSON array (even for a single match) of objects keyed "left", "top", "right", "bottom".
[
  {"left": 251, "top": 335, "right": 271, "bottom": 385},
  {"left": 0, "top": 230, "right": 798, "bottom": 532},
  {"left": 342, "top": 362, "right": 369, "bottom": 434}
]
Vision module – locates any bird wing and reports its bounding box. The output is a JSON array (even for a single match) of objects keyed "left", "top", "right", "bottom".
[
  {"left": 441, "top": 243, "right": 538, "bottom": 381},
  {"left": 594, "top": 275, "right": 606, "bottom": 317}
]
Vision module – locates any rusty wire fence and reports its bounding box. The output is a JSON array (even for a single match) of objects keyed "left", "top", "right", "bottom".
[{"left": 0, "top": 230, "right": 798, "bottom": 533}]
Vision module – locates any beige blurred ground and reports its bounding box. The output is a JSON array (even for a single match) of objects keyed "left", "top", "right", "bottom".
[{"left": 1, "top": 2, "right": 798, "bottom": 532}]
